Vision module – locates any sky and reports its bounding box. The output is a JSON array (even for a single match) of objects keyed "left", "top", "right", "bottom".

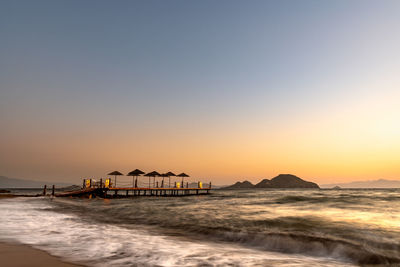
[{"left": 1, "top": 0, "right": 399, "bottom": 185}]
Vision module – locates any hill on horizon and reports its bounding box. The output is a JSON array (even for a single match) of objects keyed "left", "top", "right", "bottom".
[
  {"left": 225, "top": 180, "right": 255, "bottom": 189},
  {"left": 322, "top": 179, "right": 400, "bottom": 188},
  {"left": 0, "top": 176, "right": 73, "bottom": 188},
  {"left": 224, "top": 174, "right": 319, "bottom": 189}
]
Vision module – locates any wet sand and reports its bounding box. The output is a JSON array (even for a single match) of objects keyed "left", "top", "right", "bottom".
[{"left": 0, "top": 242, "right": 84, "bottom": 267}]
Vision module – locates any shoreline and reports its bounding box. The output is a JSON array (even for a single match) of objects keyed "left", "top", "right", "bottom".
[{"left": 0, "top": 242, "right": 85, "bottom": 267}]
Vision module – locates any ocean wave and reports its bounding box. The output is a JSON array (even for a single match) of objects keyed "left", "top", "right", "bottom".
[
  {"left": 273, "top": 195, "right": 400, "bottom": 205},
  {"left": 0, "top": 198, "right": 351, "bottom": 267},
  {"left": 44, "top": 193, "right": 400, "bottom": 266},
  {"left": 213, "top": 230, "right": 400, "bottom": 265},
  {"left": 3, "top": 188, "right": 400, "bottom": 266},
  {"left": 148, "top": 216, "right": 400, "bottom": 265}
]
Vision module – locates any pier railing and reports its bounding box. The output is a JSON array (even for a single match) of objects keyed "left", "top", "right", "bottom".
[
  {"left": 78, "top": 178, "right": 212, "bottom": 198},
  {"left": 82, "top": 178, "right": 212, "bottom": 190}
]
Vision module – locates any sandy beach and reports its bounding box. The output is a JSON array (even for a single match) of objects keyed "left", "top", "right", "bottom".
[{"left": 0, "top": 242, "right": 83, "bottom": 267}]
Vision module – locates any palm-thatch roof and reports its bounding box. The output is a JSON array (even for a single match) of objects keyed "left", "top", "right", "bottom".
[
  {"left": 144, "top": 171, "right": 161, "bottom": 177},
  {"left": 127, "top": 169, "right": 145, "bottom": 176},
  {"left": 108, "top": 171, "right": 123, "bottom": 176}
]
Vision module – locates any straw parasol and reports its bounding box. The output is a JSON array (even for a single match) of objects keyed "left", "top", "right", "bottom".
[
  {"left": 108, "top": 171, "right": 123, "bottom": 187},
  {"left": 165, "top": 171, "right": 176, "bottom": 188},
  {"left": 177, "top": 173, "right": 189, "bottom": 188},
  {"left": 127, "top": 169, "right": 144, "bottom": 188},
  {"left": 144, "top": 171, "right": 160, "bottom": 188}
]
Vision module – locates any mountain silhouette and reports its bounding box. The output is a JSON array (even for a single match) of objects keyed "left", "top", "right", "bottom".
[
  {"left": 225, "top": 174, "right": 319, "bottom": 189},
  {"left": 224, "top": 180, "right": 254, "bottom": 189}
]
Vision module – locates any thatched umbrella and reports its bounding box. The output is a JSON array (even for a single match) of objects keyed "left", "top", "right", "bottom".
[
  {"left": 144, "top": 171, "right": 160, "bottom": 188},
  {"left": 108, "top": 171, "right": 123, "bottom": 187},
  {"left": 177, "top": 173, "right": 189, "bottom": 188},
  {"left": 127, "top": 169, "right": 144, "bottom": 188},
  {"left": 165, "top": 171, "right": 176, "bottom": 188}
]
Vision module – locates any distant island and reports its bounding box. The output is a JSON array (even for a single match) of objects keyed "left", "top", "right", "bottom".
[
  {"left": 224, "top": 174, "right": 319, "bottom": 189},
  {"left": 322, "top": 179, "right": 400, "bottom": 188}
]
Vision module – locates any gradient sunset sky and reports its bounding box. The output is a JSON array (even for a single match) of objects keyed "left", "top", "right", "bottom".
[{"left": 1, "top": 0, "right": 399, "bottom": 185}]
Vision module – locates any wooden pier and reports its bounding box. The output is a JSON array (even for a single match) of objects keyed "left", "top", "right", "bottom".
[{"left": 52, "top": 178, "right": 212, "bottom": 198}]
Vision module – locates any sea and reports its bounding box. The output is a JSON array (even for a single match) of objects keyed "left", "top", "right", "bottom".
[{"left": 0, "top": 188, "right": 399, "bottom": 266}]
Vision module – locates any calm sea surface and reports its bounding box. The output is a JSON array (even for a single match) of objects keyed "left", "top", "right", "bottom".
[{"left": 0, "top": 189, "right": 399, "bottom": 266}]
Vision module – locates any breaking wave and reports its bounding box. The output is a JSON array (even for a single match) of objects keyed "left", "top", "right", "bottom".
[{"left": 1, "top": 188, "right": 400, "bottom": 266}]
